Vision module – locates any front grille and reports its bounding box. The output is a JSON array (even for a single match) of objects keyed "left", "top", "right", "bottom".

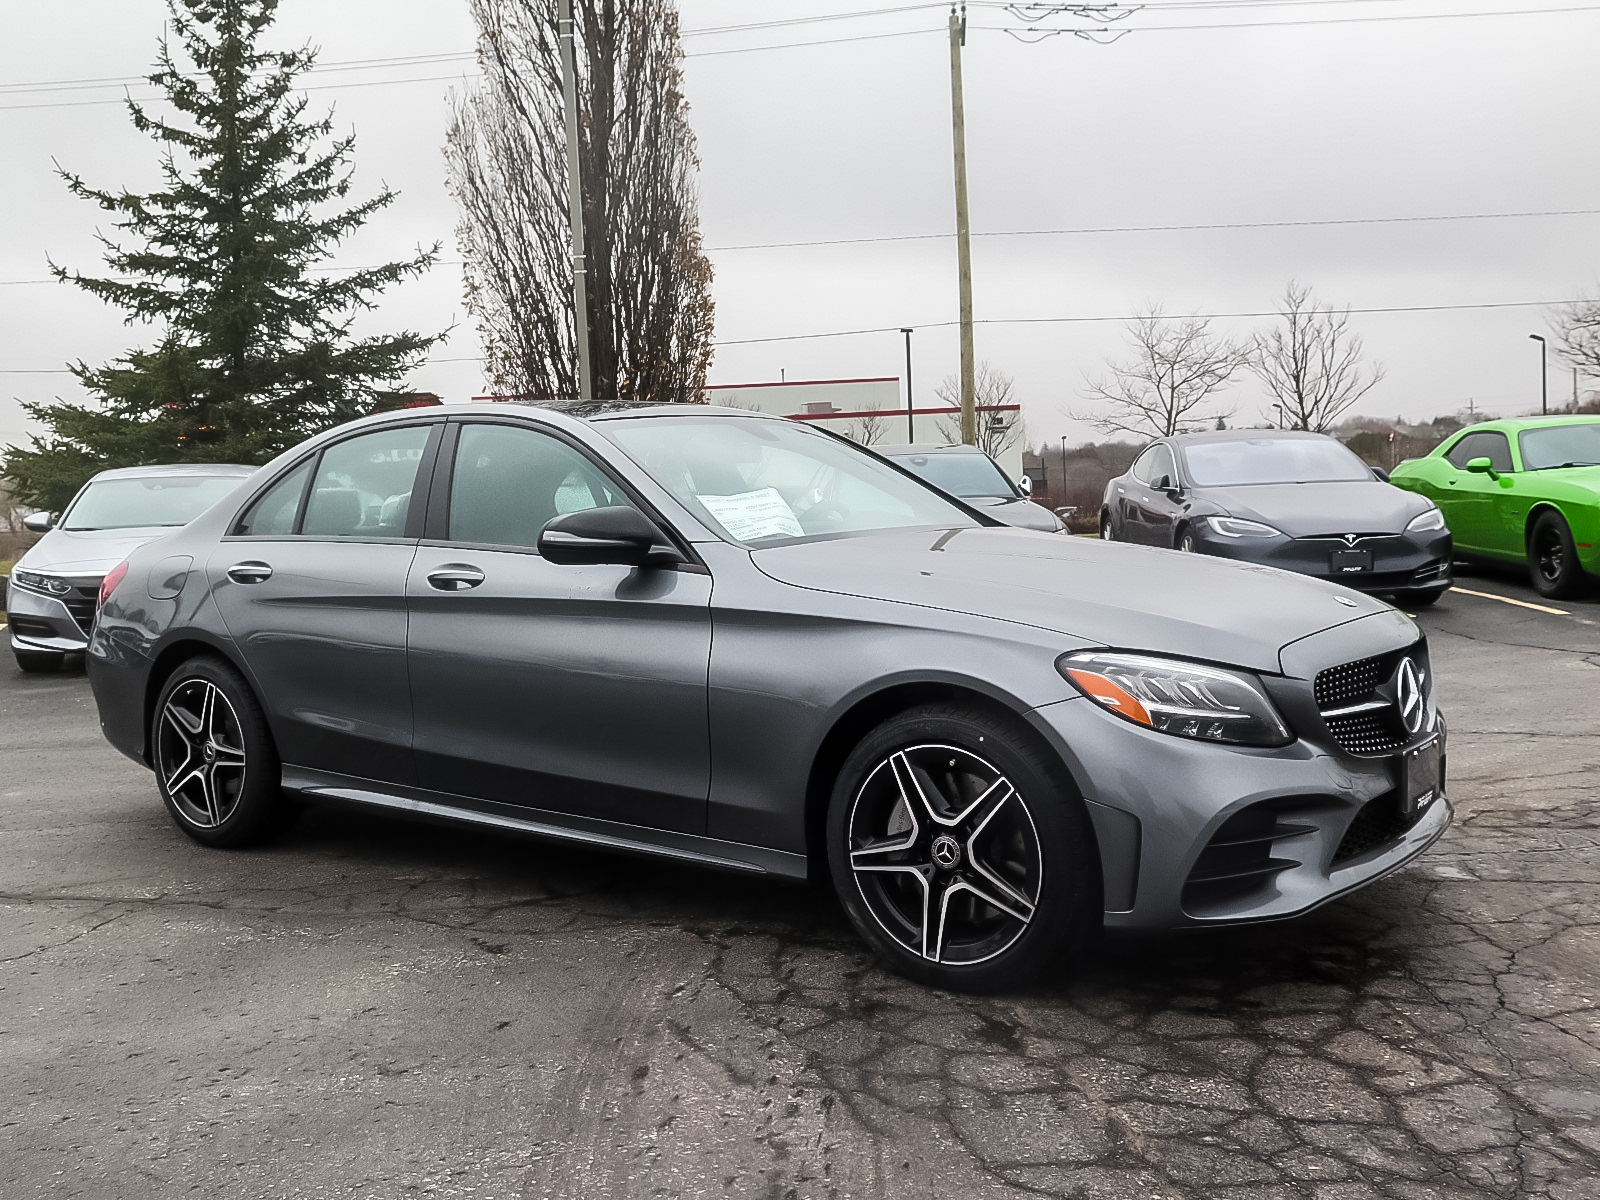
[
  {"left": 63, "top": 587, "right": 98, "bottom": 633},
  {"left": 1315, "top": 645, "right": 1428, "bottom": 757},
  {"left": 1182, "top": 801, "right": 1317, "bottom": 915},
  {"left": 1333, "top": 790, "right": 1425, "bottom": 864}
]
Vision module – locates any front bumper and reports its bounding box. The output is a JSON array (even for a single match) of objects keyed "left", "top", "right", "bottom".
[
  {"left": 1027, "top": 695, "right": 1451, "bottom": 930},
  {"left": 6, "top": 577, "right": 97, "bottom": 654},
  {"left": 1191, "top": 524, "right": 1453, "bottom": 595}
]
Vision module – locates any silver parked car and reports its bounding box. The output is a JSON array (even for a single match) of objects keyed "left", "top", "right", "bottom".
[
  {"left": 880, "top": 443, "right": 1065, "bottom": 533},
  {"left": 86, "top": 407, "right": 1448, "bottom": 992},
  {"left": 8, "top": 463, "right": 253, "bottom": 671}
]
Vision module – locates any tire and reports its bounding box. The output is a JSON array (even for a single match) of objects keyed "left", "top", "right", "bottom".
[
  {"left": 151, "top": 656, "right": 296, "bottom": 848},
  {"left": 1406, "top": 590, "right": 1445, "bottom": 608},
  {"left": 826, "top": 703, "right": 1100, "bottom": 994},
  {"left": 1527, "top": 511, "right": 1586, "bottom": 599},
  {"left": 1100, "top": 513, "right": 1114, "bottom": 541},
  {"left": 14, "top": 650, "right": 65, "bottom": 673},
  {"left": 1175, "top": 527, "right": 1196, "bottom": 553}
]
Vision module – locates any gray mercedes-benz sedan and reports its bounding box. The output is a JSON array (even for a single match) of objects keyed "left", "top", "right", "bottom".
[
  {"left": 8, "top": 463, "right": 254, "bottom": 671},
  {"left": 86, "top": 405, "right": 1449, "bottom": 992}
]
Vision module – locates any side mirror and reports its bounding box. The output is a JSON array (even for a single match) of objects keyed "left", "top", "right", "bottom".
[
  {"left": 1016, "top": 475, "right": 1034, "bottom": 497},
  {"left": 1371, "top": 467, "right": 1390, "bottom": 483},
  {"left": 1152, "top": 474, "right": 1182, "bottom": 497},
  {"left": 538, "top": 506, "right": 684, "bottom": 567},
  {"left": 23, "top": 511, "right": 55, "bottom": 534},
  {"left": 1465, "top": 456, "right": 1500, "bottom": 480}
]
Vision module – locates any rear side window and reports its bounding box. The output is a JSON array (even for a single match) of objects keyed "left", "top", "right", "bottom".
[
  {"left": 302, "top": 425, "right": 433, "bottom": 537},
  {"left": 235, "top": 461, "right": 312, "bottom": 536},
  {"left": 448, "top": 423, "right": 636, "bottom": 550},
  {"left": 1445, "top": 431, "right": 1513, "bottom": 473}
]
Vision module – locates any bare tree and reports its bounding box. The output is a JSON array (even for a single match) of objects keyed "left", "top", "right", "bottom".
[
  {"left": 935, "top": 362, "right": 1024, "bottom": 457},
  {"left": 1552, "top": 295, "right": 1600, "bottom": 386},
  {"left": 1080, "top": 309, "right": 1248, "bottom": 438},
  {"left": 1251, "top": 282, "right": 1384, "bottom": 431},
  {"left": 848, "top": 406, "right": 888, "bottom": 447},
  {"left": 447, "top": 0, "right": 714, "bottom": 403}
]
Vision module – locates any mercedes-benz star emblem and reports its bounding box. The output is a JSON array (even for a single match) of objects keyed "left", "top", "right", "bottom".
[
  {"left": 930, "top": 834, "right": 962, "bottom": 870},
  {"left": 1395, "top": 659, "right": 1425, "bottom": 735}
]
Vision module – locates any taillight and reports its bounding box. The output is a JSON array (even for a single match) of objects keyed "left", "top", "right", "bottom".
[{"left": 97, "top": 561, "right": 130, "bottom": 612}]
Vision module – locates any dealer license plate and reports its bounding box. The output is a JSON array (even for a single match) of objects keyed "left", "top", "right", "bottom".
[
  {"left": 1330, "top": 548, "right": 1373, "bottom": 574},
  {"left": 1401, "top": 736, "right": 1443, "bottom": 818}
]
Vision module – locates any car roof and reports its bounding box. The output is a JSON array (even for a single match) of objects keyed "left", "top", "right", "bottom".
[
  {"left": 1447, "top": 414, "right": 1600, "bottom": 435},
  {"left": 1165, "top": 429, "right": 1336, "bottom": 445},
  {"left": 88, "top": 462, "right": 256, "bottom": 481},
  {"left": 586, "top": 403, "right": 771, "bottom": 422},
  {"left": 878, "top": 443, "right": 989, "bottom": 456}
]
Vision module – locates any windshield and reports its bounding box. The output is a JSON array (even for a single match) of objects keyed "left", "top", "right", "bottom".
[
  {"left": 62, "top": 474, "right": 244, "bottom": 531},
  {"left": 603, "top": 417, "right": 975, "bottom": 544},
  {"left": 887, "top": 451, "right": 1015, "bottom": 499},
  {"left": 1518, "top": 424, "right": 1600, "bottom": 471},
  {"left": 1182, "top": 438, "right": 1372, "bottom": 486}
]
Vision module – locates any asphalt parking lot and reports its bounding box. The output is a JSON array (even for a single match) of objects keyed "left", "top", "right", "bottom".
[{"left": 4, "top": 564, "right": 1600, "bottom": 1200}]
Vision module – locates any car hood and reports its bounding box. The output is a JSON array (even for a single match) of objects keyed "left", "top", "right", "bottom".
[
  {"left": 966, "top": 496, "right": 1062, "bottom": 532},
  {"left": 14, "top": 527, "right": 174, "bottom": 578},
  {"left": 752, "top": 526, "right": 1393, "bottom": 674},
  {"left": 1198, "top": 481, "right": 1431, "bottom": 537}
]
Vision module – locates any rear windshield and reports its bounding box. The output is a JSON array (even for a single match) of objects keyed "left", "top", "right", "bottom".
[
  {"left": 887, "top": 451, "right": 1015, "bottom": 499},
  {"left": 1181, "top": 438, "right": 1372, "bottom": 486},
  {"left": 1518, "top": 424, "right": 1600, "bottom": 471},
  {"left": 62, "top": 475, "right": 244, "bottom": 531}
]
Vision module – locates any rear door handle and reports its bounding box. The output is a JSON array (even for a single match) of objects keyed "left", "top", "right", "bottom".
[
  {"left": 226, "top": 561, "right": 273, "bottom": 584},
  {"left": 426, "top": 564, "right": 486, "bottom": 591}
]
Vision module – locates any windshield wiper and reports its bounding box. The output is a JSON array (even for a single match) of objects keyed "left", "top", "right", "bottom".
[{"left": 1537, "top": 461, "right": 1599, "bottom": 470}]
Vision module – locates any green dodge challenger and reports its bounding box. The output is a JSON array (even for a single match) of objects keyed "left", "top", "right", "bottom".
[{"left": 1389, "top": 415, "right": 1600, "bottom": 598}]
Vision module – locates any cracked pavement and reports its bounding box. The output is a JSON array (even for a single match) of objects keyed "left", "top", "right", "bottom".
[{"left": 4, "top": 566, "right": 1600, "bottom": 1198}]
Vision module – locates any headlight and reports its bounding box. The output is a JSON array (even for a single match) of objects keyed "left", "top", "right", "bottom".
[
  {"left": 1405, "top": 507, "right": 1446, "bottom": 534},
  {"left": 10, "top": 570, "right": 74, "bottom": 597},
  {"left": 1058, "top": 651, "right": 1293, "bottom": 747},
  {"left": 1206, "top": 516, "right": 1282, "bottom": 539}
]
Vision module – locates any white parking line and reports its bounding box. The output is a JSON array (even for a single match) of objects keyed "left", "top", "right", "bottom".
[{"left": 1452, "top": 586, "right": 1570, "bottom": 616}]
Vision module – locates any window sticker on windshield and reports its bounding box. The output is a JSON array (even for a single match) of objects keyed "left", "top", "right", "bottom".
[{"left": 697, "top": 488, "right": 805, "bottom": 541}]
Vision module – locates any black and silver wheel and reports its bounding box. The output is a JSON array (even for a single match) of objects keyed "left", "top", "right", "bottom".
[
  {"left": 1100, "top": 513, "right": 1114, "bottom": 541},
  {"left": 13, "top": 649, "right": 66, "bottom": 673},
  {"left": 1175, "top": 527, "right": 1196, "bottom": 553},
  {"left": 152, "top": 656, "right": 294, "bottom": 847},
  {"left": 1528, "top": 511, "right": 1585, "bottom": 599},
  {"left": 827, "top": 704, "right": 1099, "bottom": 993}
]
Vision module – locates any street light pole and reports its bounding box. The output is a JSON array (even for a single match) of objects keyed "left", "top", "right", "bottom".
[
  {"left": 948, "top": 4, "right": 977, "bottom": 446},
  {"left": 901, "top": 327, "right": 915, "bottom": 443},
  {"left": 1529, "top": 334, "right": 1547, "bottom": 415},
  {"left": 558, "top": 0, "right": 594, "bottom": 401}
]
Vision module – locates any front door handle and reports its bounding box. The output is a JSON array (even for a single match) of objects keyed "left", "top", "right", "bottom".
[
  {"left": 426, "top": 564, "right": 486, "bottom": 591},
  {"left": 226, "top": 561, "right": 274, "bottom": 584}
]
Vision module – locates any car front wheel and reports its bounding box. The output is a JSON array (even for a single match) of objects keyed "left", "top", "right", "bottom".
[
  {"left": 1100, "top": 513, "right": 1114, "bottom": 540},
  {"left": 1528, "top": 511, "right": 1585, "bottom": 599},
  {"left": 152, "top": 656, "right": 297, "bottom": 848},
  {"left": 826, "top": 704, "right": 1099, "bottom": 993}
]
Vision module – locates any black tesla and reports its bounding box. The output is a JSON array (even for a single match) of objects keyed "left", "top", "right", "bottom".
[{"left": 1099, "top": 430, "right": 1453, "bottom": 605}]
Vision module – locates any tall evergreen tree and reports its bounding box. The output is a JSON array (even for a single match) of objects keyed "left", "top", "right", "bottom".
[{"left": 3, "top": 0, "right": 441, "bottom": 511}]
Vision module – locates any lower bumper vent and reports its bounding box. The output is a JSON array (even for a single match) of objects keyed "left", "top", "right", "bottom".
[
  {"left": 1332, "top": 790, "right": 1428, "bottom": 865},
  {"left": 1183, "top": 801, "right": 1317, "bottom": 915}
]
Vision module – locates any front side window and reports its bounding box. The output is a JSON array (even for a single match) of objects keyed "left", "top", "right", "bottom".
[
  {"left": 1518, "top": 424, "right": 1600, "bottom": 471},
  {"left": 603, "top": 416, "right": 973, "bottom": 545},
  {"left": 1444, "top": 431, "right": 1513, "bottom": 474},
  {"left": 1129, "top": 446, "right": 1161, "bottom": 484},
  {"left": 301, "top": 425, "right": 433, "bottom": 537},
  {"left": 61, "top": 473, "right": 245, "bottom": 531},
  {"left": 1144, "top": 444, "right": 1176, "bottom": 487},
  {"left": 448, "top": 423, "right": 635, "bottom": 550}
]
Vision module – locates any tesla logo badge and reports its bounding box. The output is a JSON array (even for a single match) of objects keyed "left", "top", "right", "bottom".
[
  {"left": 1343, "top": 534, "right": 1360, "bottom": 546},
  {"left": 1395, "top": 659, "right": 1425, "bottom": 735}
]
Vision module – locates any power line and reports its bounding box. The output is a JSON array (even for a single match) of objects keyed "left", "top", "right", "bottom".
[{"left": 703, "top": 207, "right": 1600, "bottom": 252}]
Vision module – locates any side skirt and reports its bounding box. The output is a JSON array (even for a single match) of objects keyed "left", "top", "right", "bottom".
[{"left": 280, "top": 765, "right": 810, "bottom": 881}]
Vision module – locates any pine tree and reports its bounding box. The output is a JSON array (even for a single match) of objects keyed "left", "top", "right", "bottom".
[{"left": 2, "top": 0, "right": 441, "bottom": 511}]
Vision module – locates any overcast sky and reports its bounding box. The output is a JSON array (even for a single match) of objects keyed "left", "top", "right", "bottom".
[{"left": 3, "top": 0, "right": 1598, "bottom": 453}]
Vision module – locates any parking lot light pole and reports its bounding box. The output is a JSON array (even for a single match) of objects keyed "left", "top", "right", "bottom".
[
  {"left": 1529, "top": 334, "right": 1547, "bottom": 415},
  {"left": 901, "top": 328, "right": 915, "bottom": 442}
]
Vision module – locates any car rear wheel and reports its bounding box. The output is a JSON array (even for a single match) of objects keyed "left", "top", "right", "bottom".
[
  {"left": 826, "top": 703, "right": 1099, "bottom": 994},
  {"left": 1528, "top": 511, "right": 1585, "bottom": 599},
  {"left": 152, "top": 656, "right": 297, "bottom": 848},
  {"left": 13, "top": 650, "right": 66, "bottom": 673}
]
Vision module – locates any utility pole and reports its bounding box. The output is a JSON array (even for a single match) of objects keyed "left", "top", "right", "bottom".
[
  {"left": 558, "top": 0, "right": 594, "bottom": 401},
  {"left": 901, "top": 328, "right": 916, "bottom": 442},
  {"left": 1529, "top": 333, "right": 1547, "bottom": 415},
  {"left": 948, "top": 4, "right": 977, "bottom": 445}
]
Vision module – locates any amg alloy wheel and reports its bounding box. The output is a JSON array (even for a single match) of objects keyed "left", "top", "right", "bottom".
[
  {"left": 828, "top": 704, "right": 1098, "bottom": 993},
  {"left": 152, "top": 657, "right": 295, "bottom": 847},
  {"left": 1528, "top": 511, "right": 1584, "bottom": 599}
]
